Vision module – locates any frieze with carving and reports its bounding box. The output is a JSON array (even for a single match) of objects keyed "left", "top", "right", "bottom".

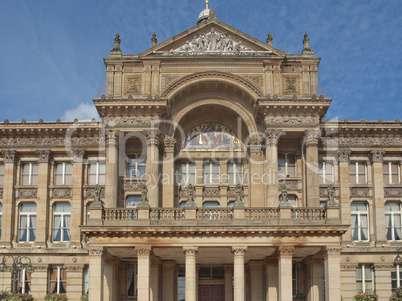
[
  {"left": 124, "top": 180, "right": 144, "bottom": 191},
  {"left": 103, "top": 116, "right": 161, "bottom": 127},
  {"left": 33, "top": 265, "right": 48, "bottom": 272},
  {"left": 123, "top": 75, "right": 142, "bottom": 94},
  {"left": 203, "top": 187, "right": 220, "bottom": 198},
  {"left": 384, "top": 187, "right": 402, "bottom": 197},
  {"left": 17, "top": 189, "right": 38, "bottom": 199},
  {"left": 340, "top": 264, "right": 358, "bottom": 271},
  {"left": 278, "top": 180, "right": 298, "bottom": 191},
  {"left": 322, "top": 137, "right": 402, "bottom": 147},
  {"left": 66, "top": 265, "right": 84, "bottom": 272},
  {"left": 88, "top": 248, "right": 104, "bottom": 256},
  {"left": 0, "top": 137, "right": 103, "bottom": 148},
  {"left": 350, "top": 187, "right": 370, "bottom": 197},
  {"left": 53, "top": 188, "right": 73, "bottom": 199},
  {"left": 265, "top": 116, "right": 320, "bottom": 126},
  {"left": 85, "top": 187, "right": 105, "bottom": 199}
]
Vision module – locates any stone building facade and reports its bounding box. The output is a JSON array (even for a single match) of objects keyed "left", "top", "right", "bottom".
[{"left": 0, "top": 4, "right": 401, "bottom": 301}]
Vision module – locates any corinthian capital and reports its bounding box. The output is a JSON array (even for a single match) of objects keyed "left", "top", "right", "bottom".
[
  {"left": 278, "top": 246, "right": 294, "bottom": 257},
  {"left": 264, "top": 130, "right": 282, "bottom": 146},
  {"left": 231, "top": 246, "right": 247, "bottom": 256},
  {"left": 2, "top": 150, "right": 18, "bottom": 163},
  {"left": 164, "top": 136, "right": 176, "bottom": 153},
  {"left": 370, "top": 150, "right": 385, "bottom": 163},
  {"left": 337, "top": 149, "right": 351, "bottom": 163},
  {"left": 183, "top": 246, "right": 198, "bottom": 256},
  {"left": 249, "top": 136, "right": 263, "bottom": 153},
  {"left": 106, "top": 131, "right": 119, "bottom": 146},
  {"left": 36, "top": 150, "right": 52, "bottom": 163},
  {"left": 304, "top": 128, "right": 321, "bottom": 146},
  {"left": 144, "top": 129, "right": 161, "bottom": 146}
]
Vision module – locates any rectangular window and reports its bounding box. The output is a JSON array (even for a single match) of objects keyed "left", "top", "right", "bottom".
[
  {"left": 351, "top": 202, "right": 369, "bottom": 241},
  {"left": 319, "top": 161, "right": 334, "bottom": 184},
  {"left": 350, "top": 162, "right": 367, "bottom": 185},
  {"left": 21, "top": 163, "right": 38, "bottom": 186},
  {"left": 54, "top": 163, "right": 72, "bottom": 185},
  {"left": 53, "top": 203, "right": 71, "bottom": 242},
  {"left": 177, "top": 266, "right": 185, "bottom": 301},
  {"left": 17, "top": 268, "right": 31, "bottom": 294},
  {"left": 278, "top": 154, "right": 296, "bottom": 177},
  {"left": 356, "top": 265, "right": 373, "bottom": 293},
  {"left": 228, "top": 163, "right": 243, "bottom": 185},
  {"left": 127, "top": 158, "right": 146, "bottom": 178},
  {"left": 385, "top": 202, "right": 402, "bottom": 241},
  {"left": 203, "top": 163, "right": 220, "bottom": 185},
  {"left": 49, "top": 266, "right": 67, "bottom": 294},
  {"left": 127, "top": 263, "right": 137, "bottom": 298},
  {"left": 383, "top": 162, "right": 400, "bottom": 185},
  {"left": 392, "top": 265, "right": 402, "bottom": 291},
  {"left": 180, "top": 163, "right": 196, "bottom": 185},
  {"left": 19, "top": 204, "right": 37, "bottom": 242},
  {"left": 0, "top": 163, "right": 4, "bottom": 186},
  {"left": 88, "top": 162, "right": 106, "bottom": 185}
]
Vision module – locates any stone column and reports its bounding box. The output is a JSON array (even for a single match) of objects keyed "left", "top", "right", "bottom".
[
  {"left": 305, "top": 129, "right": 320, "bottom": 207},
  {"left": 323, "top": 247, "right": 342, "bottom": 301},
  {"left": 70, "top": 150, "right": 85, "bottom": 245},
  {"left": 89, "top": 247, "right": 104, "bottom": 301},
  {"left": 114, "top": 64, "right": 122, "bottom": 96},
  {"left": 1, "top": 150, "right": 18, "bottom": 245},
  {"left": 145, "top": 130, "right": 161, "bottom": 207},
  {"left": 151, "top": 61, "right": 161, "bottom": 95},
  {"left": 150, "top": 256, "right": 161, "bottom": 301},
  {"left": 31, "top": 265, "right": 48, "bottom": 298},
  {"left": 137, "top": 246, "right": 152, "bottom": 301},
  {"left": 162, "top": 261, "right": 176, "bottom": 301},
  {"left": 106, "top": 65, "right": 114, "bottom": 95},
  {"left": 162, "top": 136, "right": 176, "bottom": 207},
  {"left": 224, "top": 265, "right": 233, "bottom": 301},
  {"left": 232, "top": 246, "right": 247, "bottom": 301},
  {"left": 105, "top": 131, "right": 119, "bottom": 208},
  {"left": 263, "top": 61, "right": 274, "bottom": 96},
  {"left": 371, "top": 150, "right": 387, "bottom": 244},
  {"left": 278, "top": 247, "right": 294, "bottom": 301},
  {"left": 183, "top": 247, "right": 198, "bottom": 301},
  {"left": 265, "top": 130, "right": 281, "bottom": 207},
  {"left": 374, "top": 264, "right": 392, "bottom": 301},
  {"left": 36, "top": 150, "right": 52, "bottom": 247},
  {"left": 248, "top": 260, "right": 264, "bottom": 301},
  {"left": 103, "top": 253, "right": 116, "bottom": 301},
  {"left": 273, "top": 63, "right": 281, "bottom": 95},
  {"left": 249, "top": 137, "right": 265, "bottom": 207},
  {"left": 305, "top": 257, "right": 324, "bottom": 301},
  {"left": 264, "top": 256, "right": 278, "bottom": 301},
  {"left": 66, "top": 265, "right": 84, "bottom": 301},
  {"left": 337, "top": 149, "right": 352, "bottom": 241}
]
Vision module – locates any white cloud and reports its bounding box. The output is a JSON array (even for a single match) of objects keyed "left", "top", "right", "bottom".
[{"left": 62, "top": 102, "right": 99, "bottom": 122}]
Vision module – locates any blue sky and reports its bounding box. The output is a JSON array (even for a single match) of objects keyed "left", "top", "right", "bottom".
[{"left": 0, "top": 0, "right": 401, "bottom": 122}]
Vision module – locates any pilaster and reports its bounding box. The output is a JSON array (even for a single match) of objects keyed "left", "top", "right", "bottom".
[
  {"left": 162, "top": 136, "right": 176, "bottom": 207},
  {"left": 305, "top": 129, "right": 320, "bottom": 207},
  {"left": 265, "top": 130, "right": 281, "bottom": 207},
  {"left": 249, "top": 137, "right": 264, "bottom": 207},
  {"left": 105, "top": 131, "right": 119, "bottom": 208},
  {"left": 337, "top": 149, "right": 352, "bottom": 241},
  {"left": 66, "top": 265, "right": 85, "bottom": 301},
  {"left": 36, "top": 150, "right": 51, "bottom": 247},
  {"left": 278, "top": 246, "right": 294, "bottom": 301},
  {"left": 71, "top": 150, "right": 85, "bottom": 245},
  {"left": 144, "top": 130, "right": 161, "bottom": 207},
  {"left": 323, "top": 246, "right": 342, "bottom": 301},
  {"left": 89, "top": 247, "right": 104, "bottom": 301},
  {"left": 137, "top": 246, "right": 152, "bottom": 301}
]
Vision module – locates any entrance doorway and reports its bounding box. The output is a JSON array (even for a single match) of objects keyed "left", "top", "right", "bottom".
[{"left": 198, "top": 285, "right": 225, "bottom": 301}]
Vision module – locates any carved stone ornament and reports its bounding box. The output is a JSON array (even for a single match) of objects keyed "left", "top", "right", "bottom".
[
  {"left": 319, "top": 188, "right": 328, "bottom": 198},
  {"left": 374, "top": 264, "right": 394, "bottom": 270},
  {"left": 231, "top": 247, "right": 247, "bottom": 256},
  {"left": 264, "top": 130, "right": 282, "bottom": 146},
  {"left": 17, "top": 189, "right": 38, "bottom": 199},
  {"left": 282, "top": 77, "right": 300, "bottom": 95},
  {"left": 0, "top": 137, "right": 103, "bottom": 148},
  {"left": 53, "top": 188, "right": 73, "bottom": 199},
  {"left": 164, "top": 136, "right": 176, "bottom": 153},
  {"left": 124, "top": 180, "right": 144, "bottom": 191},
  {"left": 158, "top": 28, "right": 271, "bottom": 56},
  {"left": 85, "top": 187, "right": 105, "bottom": 199},
  {"left": 249, "top": 137, "right": 263, "bottom": 153},
  {"left": 2, "top": 150, "right": 18, "bottom": 163},
  {"left": 304, "top": 129, "right": 321, "bottom": 146},
  {"left": 370, "top": 150, "right": 385, "bottom": 163},
  {"left": 203, "top": 187, "right": 220, "bottom": 198},
  {"left": 151, "top": 256, "right": 162, "bottom": 266},
  {"left": 322, "top": 137, "right": 402, "bottom": 147},
  {"left": 350, "top": 187, "right": 369, "bottom": 197},
  {"left": 36, "top": 150, "right": 52, "bottom": 163},
  {"left": 66, "top": 265, "right": 84, "bottom": 272},
  {"left": 265, "top": 116, "right": 320, "bottom": 127},
  {"left": 72, "top": 149, "right": 86, "bottom": 160},
  {"left": 88, "top": 247, "right": 104, "bottom": 256},
  {"left": 240, "top": 74, "right": 263, "bottom": 91},
  {"left": 278, "top": 179, "right": 298, "bottom": 191},
  {"left": 104, "top": 116, "right": 161, "bottom": 127},
  {"left": 323, "top": 246, "right": 342, "bottom": 257},
  {"left": 337, "top": 149, "right": 351, "bottom": 163},
  {"left": 123, "top": 75, "right": 142, "bottom": 94},
  {"left": 33, "top": 265, "right": 48, "bottom": 272},
  {"left": 144, "top": 130, "right": 161, "bottom": 146},
  {"left": 137, "top": 246, "right": 152, "bottom": 257},
  {"left": 227, "top": 188, "right": 236, "bottom": 197},
  {"left": 161, "top": 74, "right": 182, "bottom": 91},
  {"left": 183, "top": 247, "right": 199, "bottom": 256},
  {"left": 106, "top": 131, "right": 119, "bottom": 146},
  {"left": 385, "top": 187, "right": 402, "bottom": 197},
  {"left": 278, "top": 247, "right": 294, "bottom": 257},
  {"left": 340, "top": 264, "right": 358, "bottom": 271}
]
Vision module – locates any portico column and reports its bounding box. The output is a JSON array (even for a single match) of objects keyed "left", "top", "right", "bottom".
[
  {"left": 162, "top": 136, "right": 176, "bottom": 207},
  {"left": 105, "top": 130, "right": 119, "bottom": 208},
  {"left": 232, "top": 246, "right": 247, "bottom": 301},
  {"left": 224, "top": 265, "right": 233, "bottom": 301},
  {"left": 248, "top": 261, "right": 264, "bottom": 301},
  {"left": 265, "top": 130, "right": 281, "bottom": 207},
  {"left": 137, "top": 246, "right": 152, "bottom": 301},
  {"left": 278, "top": 246, "right": 294, "bottom": 301},
  {"left": 162, "top": 261, "right": 176, "bottom": 301},
  {"left": 183, "top": 247, "right": 198, "bottom": 301},
  {"left": 323, "top": 247, "right": 342, "bottom": 301},
  {"left": 264, "top": 256, "right": 278, "bottom": 301},
  {"left": 150, "top": 256, "right": 161, "bottom": 301},
  {"left": 145, "top": 130, "right": 161, "bottom": 207},
  {"left": 305, "top": 129, "right": 320, "bottom": 207},
  {"left": 305, "top": 257, "right": 324, "bottom": 301},
  {"left": 88, "top": 247, "right": 104, "bottom": 301},
  {"left": 249, "top": 137, "right": 265, "bottom": 207}
]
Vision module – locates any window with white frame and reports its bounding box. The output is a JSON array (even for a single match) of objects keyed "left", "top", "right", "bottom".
[
  {"left": 350, "top": 162, "right": 367, "bottom": 185},
  {"left": 17, "top": 268, "right": 31, "bottom": 294},
  {"left": 88, "top": 162, "right": 106, "bottom": 185},
  {"left": 385, "top": 202, "right": 402, "bottom": 241},
  {"left": 0, "top": 163, "right": 4, "bottom": 186},
  {"left": 49, "top": 265, "right": 67, "bottom": 294},
  {"left": 52, "top": 203, "right": 71, "bottom": 242},
  {"left": 278, "top": 153, "right": 296, "bottom": 177},
  {"left": 383, "top": 162, "right": 400, "bottom": 185},
  {"left": 19, "top": 204, "right": 37, "bottom": 242},
  {"left": 227, "top": 163, "right": 243, "bottom": 185},
  {"left": 180, "top": 162, "right": 196, "bottom": 185},
  {"left": 21, "top": 163, "right": 38, "bottom": 186},
  {"left": 83, "top": 266, "right": 89, "bottom": 295},
  {"left": 54, "top": 163, "right": 72, "bottom": 185},
  {"left": 0, "top": 204, "right": 2, "bottom": 239},
  {"left": 127, "top": 158, "right": 146, "bottom": 178},
  {"left": 127, "top": 263, "right": 137, "bottom": 298},
  {"left": 351, "top": 202, "right": 369, "bottom": 241},
  {"left": 356, "top": 264, "right": 374, "bottom": 293},
  {"left": 392, "top": 265, "right": 402, "bottom": 291},
  {"left": 319, "top": 161, "right": 334, "bottom": 184},
  {"left": 203, "top": 163, "right": 220, "bottom": 185}
]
